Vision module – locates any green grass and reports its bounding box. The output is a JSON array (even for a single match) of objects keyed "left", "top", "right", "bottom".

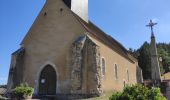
[{"left": 81, "top": 92, "right": 113, "bottom": 100}]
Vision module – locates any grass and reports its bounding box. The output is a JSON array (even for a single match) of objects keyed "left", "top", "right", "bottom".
[{"left": 81, "top": 91, "right": 113, "bottom": 100}]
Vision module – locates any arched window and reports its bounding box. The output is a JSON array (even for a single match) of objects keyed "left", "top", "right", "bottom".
[
  {"left": 127, "top": 70, "right": 130, "bottom": 82},
  {"left": 114, "top": 64, "right": 118, "bottom": 79},
  {"left": 101, "top": 58, "right": 106, "bottom": 76},
  {"left": 123, "top": 81, "right": 126, "bottom": 87}
]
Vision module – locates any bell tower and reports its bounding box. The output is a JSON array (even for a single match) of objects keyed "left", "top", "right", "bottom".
[{"left": 63, "top": 0, "right": 88, "bottom": 22}]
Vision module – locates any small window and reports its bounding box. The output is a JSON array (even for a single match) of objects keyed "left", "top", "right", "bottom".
[
  {"left": 127, "top": 70, "right": 130, "bottom": 82},
  {"left": 63, "top": 0, "right": 71, "bottom": 8},
  {"left": 115, "top": 64, "right": 118, "bottom": 79},
  {"left": 123, "top": 81, "right": 126, "bottom": 87},
  {"left": 101, "top": 58, "right": 106, "bottom": 76}
]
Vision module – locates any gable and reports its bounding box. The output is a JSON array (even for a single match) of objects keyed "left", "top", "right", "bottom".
[
  {"left": 20, "top": 0, "right": 136, "bottom": 63},
  {"left": 21, "top": 0, "right": 87, "bottom": 46}
]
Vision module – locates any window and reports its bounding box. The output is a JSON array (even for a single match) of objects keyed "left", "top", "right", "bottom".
[
  {"left": 127, "top": 70, "right": 130, "bottom": 82},
  {"left": 101, "top": 58, "right": 106, "bottom": 76},
  {"left": 63, "top": 0, "right": 71, "bottom": 8},
  {"left": 114, "top": 64, "right": 118, "bottom": 79},
  {"left": 123, "top": 81, "right": 126, "bottom": 87}
]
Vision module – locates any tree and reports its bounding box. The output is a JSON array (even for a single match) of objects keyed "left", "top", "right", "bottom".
[
  {"left": 137, "top": 42, "right": 151, "bottom": 79},
  {"left": 157, "top": 43, "right": 170, "bottom": 73},
  {"left": 130, "top": 42, "right": 170, "bottom": 79}
]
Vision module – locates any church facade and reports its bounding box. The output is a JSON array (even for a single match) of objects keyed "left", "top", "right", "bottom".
[{"left": 7, "top": 0, "right": 142, "bottom": 98}]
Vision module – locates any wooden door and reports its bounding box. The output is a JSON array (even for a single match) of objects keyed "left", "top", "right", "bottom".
[{"left": 39, "top": 65, "right": 56, "bottom": 95}]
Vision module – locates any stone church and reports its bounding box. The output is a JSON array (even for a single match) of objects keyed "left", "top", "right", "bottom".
[{"left": 7, "top": 0, "right": 142, "bottom": 98}]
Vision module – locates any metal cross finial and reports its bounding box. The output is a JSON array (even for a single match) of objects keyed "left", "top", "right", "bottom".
[{"left": 146, "top": 20, "right": 157, "bottom": 35}]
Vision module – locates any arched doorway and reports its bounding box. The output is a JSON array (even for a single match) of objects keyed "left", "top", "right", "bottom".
[{"left": 39, "top": 65, "right": 56, "bottom": 95}]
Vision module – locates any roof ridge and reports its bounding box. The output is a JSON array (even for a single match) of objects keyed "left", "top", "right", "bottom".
[{"left": 71, "top": 12, "right": 137, "bottom": 63}]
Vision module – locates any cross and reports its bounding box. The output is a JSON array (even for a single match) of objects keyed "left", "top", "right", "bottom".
[{"left": 146, "top": 20, "right": 157, "bottom": 35}]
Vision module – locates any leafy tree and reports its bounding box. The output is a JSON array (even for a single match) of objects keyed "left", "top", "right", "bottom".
[
  {"left": 129, "top": 42, "right": 170, "bottom": 79},
  {"left": 157, "top": 44, "right": 170, "bottom": 73},
  {"left": 137, "top": 42, "right": 151, "bottom": 79}
]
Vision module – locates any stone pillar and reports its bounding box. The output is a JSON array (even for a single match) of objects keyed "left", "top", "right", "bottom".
[
  {"left": 166, "top": 82, "right": 170, "bottom": 100},
  {"left": 150, "top": 34, "right": 161, "bottom": 86},
  {"left": 70, "top": 35, "right": 86, "bottom": 94},
  {"left": 70, "top": 35, "right": 102, "bottom": 96},
  {"left": 7, "top": 48, "right": 25, "bottom": 91}
]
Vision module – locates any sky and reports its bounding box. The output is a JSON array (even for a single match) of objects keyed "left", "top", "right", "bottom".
[{"left": 0, "top": 0, "right": 170, "bottom": 85}]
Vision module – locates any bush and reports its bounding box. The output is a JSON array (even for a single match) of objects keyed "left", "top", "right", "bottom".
[
  {"left": 109, "top": 92, "right": 122, "bottom": 100},
  {"left": 14, "top": 83, "right": 34, "bottom": 99},
  {"left": 148, "top": 88, "right": 166, "bottom": 100},
  {"left": 109, "top": 84, "right": 166, "bottom": 100}
]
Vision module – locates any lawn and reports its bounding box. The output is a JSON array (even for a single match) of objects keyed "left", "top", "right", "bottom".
[{"left": 81, "top": 92, "right": 113, "bottom": 100}]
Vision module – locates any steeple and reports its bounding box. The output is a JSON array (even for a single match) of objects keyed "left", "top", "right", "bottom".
[
  {"left": 146, "top": 20, "right": 161, "bottom": 86},
  {"left": 63, "top": 0, "right": 88, "bottom": 22}
]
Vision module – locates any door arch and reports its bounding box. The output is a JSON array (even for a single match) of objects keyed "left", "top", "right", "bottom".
[{"left": 38, "top": 65, "right": 56, "bottom": 95}]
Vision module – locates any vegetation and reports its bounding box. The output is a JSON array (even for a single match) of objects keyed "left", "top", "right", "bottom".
[
  {"left": 109, "top": 84, "right": 166, "bottom": 100},
  {"left": 0, "top": 95, "right": 9, "bottom": 100},
  {"left": 82, "top": 91, "right": 113, "bottom": 100},
  {"left": 129, "top": 42, "right": 170, "bottom": 79},
  {"left": 14, "top": 83, "right": 34, "bottom": 99},
  {"left": 157, "top": 43, "right": 170, "bottom": 73}
]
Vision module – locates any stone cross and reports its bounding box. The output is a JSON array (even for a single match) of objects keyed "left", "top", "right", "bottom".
[
  {"left": 147, "top": 20, "right": 161, "bottom": 87},
  {"left": 146, "top": 20, "right": 157, "bottom": 36}
]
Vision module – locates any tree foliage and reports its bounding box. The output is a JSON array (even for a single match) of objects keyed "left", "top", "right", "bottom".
[
  {"left": 109, "top": 84, "right": 166, "bottom": 100},
  {"left": 129, "top": 42, "right": 170, "bottom": 79},
  {"left": 157, "top": 43, "right": 170, "bottom": 73}
]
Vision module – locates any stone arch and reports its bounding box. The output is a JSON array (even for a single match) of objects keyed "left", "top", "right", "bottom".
[
  {"left": 35, "top": 61, "right": 59, "bottom": 95},
  {"left": 39, "top": 65, "right": 56, "bottom": 95}
]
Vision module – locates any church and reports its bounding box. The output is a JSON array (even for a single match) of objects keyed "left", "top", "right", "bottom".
[{"left": 7, "top": 0, "right": 142, "bottom": 99}]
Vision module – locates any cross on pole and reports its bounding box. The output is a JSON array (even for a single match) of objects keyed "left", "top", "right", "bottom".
[{"left": 146, "top": 20, "right": 157, "bottom": 36}]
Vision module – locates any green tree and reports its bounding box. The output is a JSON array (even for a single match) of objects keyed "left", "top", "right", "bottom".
[
  {"left": 157, "top": 43, "right": 170, "bottom": 73},
  {"left": 137, "top": 42, "right": 151, "bottom": 79},
  {"left": 130, "top": 42, "right": 170, "bottom": 79}
]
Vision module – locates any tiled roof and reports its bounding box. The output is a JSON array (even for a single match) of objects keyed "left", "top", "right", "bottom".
[
  {"left": 72, "top": 12, "right": 137, "bottom": 63},
  {"left": 162, "top": 72, "right": 170, "bottom": 81}
]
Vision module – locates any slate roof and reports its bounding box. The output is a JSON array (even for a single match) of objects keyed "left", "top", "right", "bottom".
[
  {"left": 12, "top": 47, "right": 25, "bottom": 55},
  {"left": 72, "top": 12, "right": 137, "bottom": 63}
]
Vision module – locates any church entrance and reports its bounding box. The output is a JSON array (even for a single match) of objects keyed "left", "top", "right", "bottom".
[{"left": 38, "top": 65, "right": 56, "bottom": 95}]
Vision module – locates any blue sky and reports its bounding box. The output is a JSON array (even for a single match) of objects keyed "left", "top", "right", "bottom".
[{"left": 0, "top": 0, "right": 170, "bottom": 85}]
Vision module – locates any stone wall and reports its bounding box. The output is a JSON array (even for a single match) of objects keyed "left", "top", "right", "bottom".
[
  {"left": 136, "top": 66, "right": 143, "bottom": 84},
  {"left": 70, "top": 35, "right": 102, "bottom": 96},
  {"left": 7, "top": 48, "right": 25, "bottom": 90},
  {"left": 166, "top": 82, "right": 170, "bottom": 100}
]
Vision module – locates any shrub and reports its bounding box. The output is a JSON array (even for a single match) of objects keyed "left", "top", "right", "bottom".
[
  {"left": 109, "top": 92, "right": 122, "bottom": 100},
  {"left": 148, "top": 88, "right": 166, "bottom": 100},
  {"left": 14, "top": 83, "right": 34, "bottom": 99},
  {"left": 109, "top": 84, "right": 166, "bottom": 100}
]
